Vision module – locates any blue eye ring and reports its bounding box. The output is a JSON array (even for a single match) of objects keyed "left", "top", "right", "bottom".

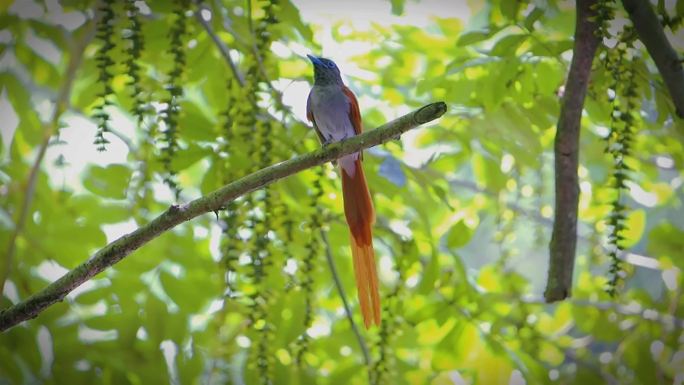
[{"left": 307, "top": 55, "right": 339, "bottom": 72}]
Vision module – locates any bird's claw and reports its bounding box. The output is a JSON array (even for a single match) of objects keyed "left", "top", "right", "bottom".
[{"left": 322, "top": 137, "right": 334, "bottom": 146}]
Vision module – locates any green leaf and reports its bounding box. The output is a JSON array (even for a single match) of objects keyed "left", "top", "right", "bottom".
[
  {"left": 0, "top": 1, "right": 13, "bottom": 12},
  {"left": 572, "top": 301, "right": 623, "bottom": 341},
  {"left": 70, "top": 195, "right": 131, "bottom": 224},
  {"left": 457, "top": 29, "right": 491, "bottom": 46},
  {"left": 177, "top": 346, "right": 204, "bottom": 385},
  {"left": 178, "top": 101, "right": 216, "bottom": 142},
  {"left": 523, "top": 7, "right": 545, "bottom": 30},
  {"left": 431, "top": 182, "right": 454, "bottom": 210},
  {"left": 278, "top": 0, "right": 314, "bottom": 41},
  {"left": 0, "top": 348, "right": 23, "bottom": 383},
  {"left": 647, "top": 223, "right": 684, "bottom": 267},
  {"left": 159, "top": 270, "right": 216, "bottom": 314},
  {"left": 621, "top": 209, "right": 645, "bottom": 248},
  {"left": 73, "top": 285, "right": 108, "bottom": 305},
  {"left": 200, "top": 155, "right": 224, "bottom": 194},
  {"left": 42, "top": 221, "right": 106, "bottom": 267},
  {"left": 500, "top": 0, "right": 520, "bottom": 21},
  {"left": 490, "top": 34, "right": 527, "bottom": 56},
  {"left": 82, "top": 164, "right": 132, "bottom": 199},
  {"left": 0, "top": 72, "right": 42, "bottom": 146},
  {"left": 14, "top": 41, "right": 60, "bottom": 89},
  {"left": 169, "top": 144, "right": 210, "bottom": 171},
  {"left": 4, "top": 2, "right": 682, "bottom": 382},
  {"left": 530, "top": 40, "right": 574, "bottom": 56},
  {"left": 84, "top": 312, "right": 126, "bottom": 331},
  {"left": 418, "top": 253, "right": 440, "bottom": 294},
  {"left": 29, "top": 20, "right": 68, "bottom": 51},
  {"left": 623, "top": 333, "right": 658, "bottom": 384},
  {"left": 472, "top": 152, "right": 505, "bottom": 192},
  {"left": 446, "top": 220, "right": 473, "bottom": 249},
  {"left": 390, "top": 0, "right": 405, "bottom": 15},
  {"left": 143, "top": 295, "right": 170, "bottom": 345},
  {"left": 446, "top": 56, "right": 500, "bottom": 75}
]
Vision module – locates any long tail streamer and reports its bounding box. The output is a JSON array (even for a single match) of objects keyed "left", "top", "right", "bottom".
[{"left": 341, "top": 159, "right": 380, "bottom": 328}]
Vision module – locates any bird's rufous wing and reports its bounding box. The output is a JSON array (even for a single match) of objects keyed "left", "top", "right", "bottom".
[
  {"left": 342, "top": 86, "right": 363, "bottom": 135},
  {"left": 342, "top": 86, "right": 363, "bottom": 159}
]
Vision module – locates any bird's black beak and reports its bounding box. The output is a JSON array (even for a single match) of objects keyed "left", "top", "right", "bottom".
[{"left": 307, "top": 54, "right": 321, "bottom": 66}]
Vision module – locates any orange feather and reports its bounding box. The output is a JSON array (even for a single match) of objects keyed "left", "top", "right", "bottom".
[
  {"left": 342, "top": 86, "right": 362, "bottom": 135},
  {"left": 341, "top": 159, "right": 380, "bottom": 328},
  {"left": 341, "top": 86, "right": 380, "bottom": 328}
]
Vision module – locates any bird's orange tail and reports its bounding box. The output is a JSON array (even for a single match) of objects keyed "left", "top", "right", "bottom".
[{"left": 341, "top": 159, "right": 380, "bottom": 328}]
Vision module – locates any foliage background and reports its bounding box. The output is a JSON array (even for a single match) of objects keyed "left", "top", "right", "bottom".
[{"left": 1, "top": 0, "right": 683, "bottom": 384}]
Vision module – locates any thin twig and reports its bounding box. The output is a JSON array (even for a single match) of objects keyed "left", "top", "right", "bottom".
[
  {"left": 243, "top": 0, "right": 292, "bottom": 122},
  {"left": 108, "top": 127, "right": 136, "bottom": 152},
  {"left": 0, "top": 102, "right": 447, "bottom": 332},
  {"left": 446, "top": 173, "right": 663, "bottom": 270},
  {"left": 197, "top": 1, "right": 288, "bottom": 128},
  {"left": 245, "top": 0, "right": 253, "bottom": 37},
  {"left": 454, "top": 292, "right": 620, "bottom": 384},
  {"left": 321, "top": 231, "right": 371, "bottom": 367},
  {"left": 485, "top": 293, "right": 684, "bottom": 330},
  {"left": 564, "top": 348, "right": 620, "bottom": 385},
  {"left": 195, "top": 3, "right": 245, "bottom": 87},
  {"left": 1, "top": 19, "right": 96, "bottom": 294}
]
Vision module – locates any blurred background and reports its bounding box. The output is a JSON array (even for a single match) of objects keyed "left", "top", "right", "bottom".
[{"left": 1, "top": 0, "right": 683, "bottom": 384}]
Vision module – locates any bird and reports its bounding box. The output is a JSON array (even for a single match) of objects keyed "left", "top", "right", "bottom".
[{"left": 306, "top": 54, "right": 380, "bottom": 328}]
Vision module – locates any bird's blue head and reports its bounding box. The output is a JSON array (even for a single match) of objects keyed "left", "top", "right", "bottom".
[{"left": 308, "top": 54, "right": 342, "bottom": 86}]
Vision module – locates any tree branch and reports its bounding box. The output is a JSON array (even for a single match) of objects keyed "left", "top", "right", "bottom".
[
  {"left": 195, "top": 3, "right": 245, "bottom": 87},
  {"left": 545, "top": 0, "right": 600, "bottom": 302},
  {"left": 1, "top": 20, "right": 96, "bottom": 295},
  {"left": 486, "top": 292, "right": 684, "bottom": 330},
  {"left": 196, "top": 2, "right": 289, "bottom": 128},
  {"left": 0, "top": 102, "right": 447, "bottom": 332},
  {"left": 622, "top": 0, "right": 684, "bottom": 118}
]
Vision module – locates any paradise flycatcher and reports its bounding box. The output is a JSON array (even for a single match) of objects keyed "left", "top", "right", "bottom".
[{"left": 306, "top": 55, "right": 380, "bottom": 328}]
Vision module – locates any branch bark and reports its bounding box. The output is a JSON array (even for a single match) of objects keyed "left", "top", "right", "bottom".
[
  {"left": 622, "top": 0, "right": 684, "bottom": 118},
  {"left": 0, "top": 102, "right": 447, "bottom": 332},
  {"left": 545, "top": 0, "right": 600, "bottom": 302}
]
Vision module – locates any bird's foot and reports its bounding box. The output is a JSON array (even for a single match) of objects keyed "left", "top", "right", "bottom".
[{"left": 322, "top": 137, "right": 334, "bottom": 147}]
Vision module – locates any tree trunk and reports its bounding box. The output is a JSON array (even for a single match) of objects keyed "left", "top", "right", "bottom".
[{"left": 545, "top": 0, "right": 601, "bottom": 302}]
